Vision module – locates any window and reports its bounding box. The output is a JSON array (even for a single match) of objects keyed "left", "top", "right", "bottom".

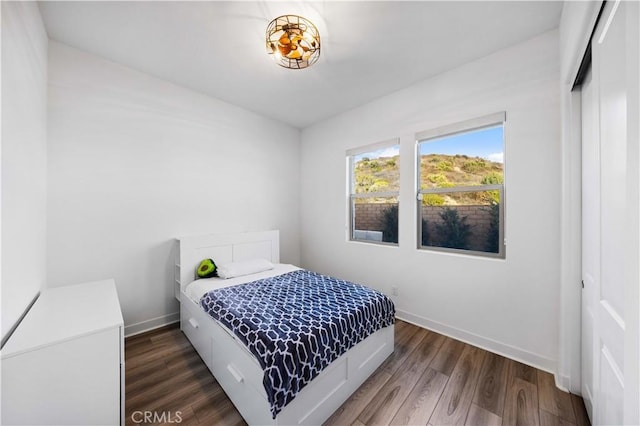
[
  {"left": 417, "top": 113, "right": 505, "bottom": 257},
  {"left": 347, "top": 139, "right": 400, "bottom": 245}
]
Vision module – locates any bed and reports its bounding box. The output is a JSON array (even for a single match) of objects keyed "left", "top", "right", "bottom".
[{"left": 174, "top": 230, "right": 395, "bottom": 425}]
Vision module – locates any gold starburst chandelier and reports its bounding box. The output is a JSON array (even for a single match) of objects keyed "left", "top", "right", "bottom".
[{"left": 266, "top": 15, "right": 321, "bottom": 70}]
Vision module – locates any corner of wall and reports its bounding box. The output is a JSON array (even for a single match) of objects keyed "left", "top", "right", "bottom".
[{"left": 0, "top": 1, "right": 49, "bottom": 342}]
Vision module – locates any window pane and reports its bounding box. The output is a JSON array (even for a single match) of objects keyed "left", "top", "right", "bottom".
[
  {"left": 352, "top": 197, "right": 398, "bottom": 244},
  {"left": 419, "top": 126, "right": 503, "bottom": 190},
  {"left": 353, "top": 145, "right": 400, "bottom": 194},
  {"left": 420, "top": 190, "right": 501, "bottom": 254}
]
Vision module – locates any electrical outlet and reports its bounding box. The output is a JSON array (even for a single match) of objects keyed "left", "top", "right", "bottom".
[{"left": 391, "top": 286, "right": 398, "bottom": 296}]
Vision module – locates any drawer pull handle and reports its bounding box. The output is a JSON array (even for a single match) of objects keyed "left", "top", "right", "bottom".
[
  {"left": 188, "top": 318, "right": 199, "bottom": 329},
  {"left": 227, "top": 364, "right": 244, "bottom": 383}
]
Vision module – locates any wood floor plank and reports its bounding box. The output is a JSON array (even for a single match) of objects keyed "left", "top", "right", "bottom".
[
  {"left": 323, "top": 368, "right": 392, "bottom": 426},
  {"left": 537, "top": 370, "right": 577, "bottom": 423},
  {"left": 392, "top": 320, "right": 415, "bottom": 345},
  {"left": 465, "top": 403, "right": 502, "bottom": 426},
  {"left": 380, "top": 324, "right": 429, "bottom": 376},
  {"left": 414, "top": 330, "right": 447, "bottom": 366},
  {"left": 126, "top": 342, "right": 186, "bottom": 370},
  {"left": 357, "top": 337, "right": 437, "bottom": 425},
  {"left": 126, "top": 346, "right": 203, "bottom": 394},
  {"left": 125, "top": 321, "right": 591, "bottom": 426},
  {"left": 472, "top": 352, "right": 509, "bottom": 416},
  {"left": 163, "top": 347, "right": 207, "bottom": 372},
  {"left": 395, "top": 319, "right": 410, "bottom": 333},
  {"left": 146, "top": 377, "right": 221, "bottom": 419},
  {"left": 156, "top": 406, "right": 197, "bottom": 426},
  {"left": 149, "top": 325, "right": 187, "bottom": 344},
  {"left": 429, "top": 336, "right": 466, "bottom": 376},
  {"left": 125, "top": 354, "right": 212, "bottom": 412},
  {"left": 191, "top": 388, "right": 246, "bottom": 426},
  {"left": 429, "top": 345, "right": 486, "bottom": 425},
  {"left": 126, "top": 362, "right": 174, "bottom": 395},
  {"left": 124, "top": 335, "right": 152, "bottom": 356},
  {"left": 539, "top": 409, "right": 577, "bottom": 426},
  {"left": 125, "top": 358, "right": 168, "bottom": 389},
  {"left": 503, "top": 376, "right": 540, "bottom": 426},
  {"left": 390, "top": 367, "right": 448, "bottom": 425},
  {"left": 126, "top": 409, "right": 197, "bottom": 426},
  {"left": 125, "top": 324, "right": 180, "bottom": 356},
  {"left": 511, "top": 360, "right": 538, "bottom": 385},
  {"left": 570, "top": 394, "right": 591, "bottom": 426}
]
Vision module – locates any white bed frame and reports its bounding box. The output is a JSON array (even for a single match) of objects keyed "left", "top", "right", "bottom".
[{"left": 175, "top": 230, "right": 394, "bottom": 425}]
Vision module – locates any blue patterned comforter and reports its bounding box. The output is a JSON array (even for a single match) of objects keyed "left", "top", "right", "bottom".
[{"left": 200, "top": 269, "right": 395, "bottom": 418}]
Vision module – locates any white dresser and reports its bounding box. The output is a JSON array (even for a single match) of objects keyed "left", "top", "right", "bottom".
[{"left": 1, "top": 279, "right": 124, "bottom": 425}]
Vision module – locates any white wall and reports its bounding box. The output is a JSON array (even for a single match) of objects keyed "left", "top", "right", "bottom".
[
  {"left": 300, "top": 31, "right": 561, "bottom": 372},
  {"left": 1, "top": 2, "right": 48, "bottom": 342},
  {"left": 47, "top": 42, "right": 301, "bottom": 335}
]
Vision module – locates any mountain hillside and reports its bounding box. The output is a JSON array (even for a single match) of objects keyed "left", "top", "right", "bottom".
[{"left": 355, "top": 154, "right": 503, "bottom": 205}]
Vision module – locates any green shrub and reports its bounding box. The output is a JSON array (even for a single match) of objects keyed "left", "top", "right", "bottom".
[
  {"left": 434, "top": 207, "right": 471, "bottom": 250},
  {"left": 422, "top": 194, "right": 445, "bottom": 206},
  {"left": 426, "top": 174, "right": 454, "bottom": 189},
  {"left": 462, "top": 158, "right": 486, "bottom": 173},
  {"left": 427, "top": 173, "right": 448, "bottom": 185},
  {"left": 355, "top": 175, "right": 390, "bottom": 193},
  {"left": 436, "top": 160, "right": 454, "bottom": 172},
  {"left": 480, "top": 172, "right": 503, "bottom": 203},
  {"left": 369, "top": 179, "right": 389, "bottom": 192},
  {"left": 421, "top": 218, "right": 430, "bottom": 246},
  {"left": 355, "top": 174, "right": 375, "bottom": 192},
  {"left": 380, "top": 204, "right": 429, "bottom": 245},
  {"left": 381, "top": 204, "right": 399, "bottom": 243},
  {"left": 481, "top": 172, "right": 503, "bottom": 185},
  {"left": 486, "top": 190, "right": 500, "bottom": 203},
  {"left": 356, "top": 158, "right": 370, "bottom": 169},
  {"left": 485, "top": 203, "right": 500, "bottom": 253}
]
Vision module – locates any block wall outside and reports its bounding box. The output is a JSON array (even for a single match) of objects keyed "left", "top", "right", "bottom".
[{"left": 354, "top": 203, "right": 495, "bottom": 250}]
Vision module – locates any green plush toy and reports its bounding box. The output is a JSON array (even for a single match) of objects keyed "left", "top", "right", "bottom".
[{"left": 197, "top": 258, "right": 217, "bottom": 278}]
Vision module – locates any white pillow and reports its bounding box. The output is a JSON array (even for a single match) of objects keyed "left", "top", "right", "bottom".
[{"left": 217, "top": 258, "right": 274, "bottom": 279}]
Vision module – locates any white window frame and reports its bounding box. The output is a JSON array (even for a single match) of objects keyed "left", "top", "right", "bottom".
[
  {"left": 347, "top": 138, "right": 400, "bottom": 245},
  {"left": 416, "top": 112, "right": 506, "bottom": 258}
]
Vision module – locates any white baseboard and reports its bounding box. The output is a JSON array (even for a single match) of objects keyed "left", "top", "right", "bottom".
[
  {"left": 124, "top": 312, "right": 180, "bottom": 337},
  {"left": 396, "top": 309, "right": 558, "bottom": 377},
  {"left": 556, "top": 374, "right": 572, "bottom": 393}
]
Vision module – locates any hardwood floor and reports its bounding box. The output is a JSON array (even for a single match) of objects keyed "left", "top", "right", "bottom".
[{"left": 125, "top": 320, "right": 590, "bottom": 426}]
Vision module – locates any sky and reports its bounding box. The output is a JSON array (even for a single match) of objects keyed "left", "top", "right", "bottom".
[
  {"left": 354, "top": 125, "right": 504, "bottom": 163},
  {"left": 420, "top": 125, "right": 504, "bottom": 163},
  {"left": 354, "top": 145, "right": 399, "bottom": 162}
]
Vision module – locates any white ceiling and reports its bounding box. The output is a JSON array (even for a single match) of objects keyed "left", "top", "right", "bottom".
[{"left": 39, "top": 1, "right": 563, "bottom": 128}]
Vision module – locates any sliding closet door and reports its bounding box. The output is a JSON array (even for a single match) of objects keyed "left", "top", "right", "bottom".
[
  {"left": 583, "top": 1, "right": 628, "bottom": 424},
  {"left": 580, "top": 65, "right": 596, "bottom": 421}
]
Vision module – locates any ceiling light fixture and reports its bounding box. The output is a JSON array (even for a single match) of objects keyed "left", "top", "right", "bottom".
[{"left": 266, "top": 15, "right": 320, "bottom": 70}]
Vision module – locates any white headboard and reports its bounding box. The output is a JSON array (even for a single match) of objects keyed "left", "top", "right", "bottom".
[{"left": 174, "top": 230, "right": 280, "bottom": 300}]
